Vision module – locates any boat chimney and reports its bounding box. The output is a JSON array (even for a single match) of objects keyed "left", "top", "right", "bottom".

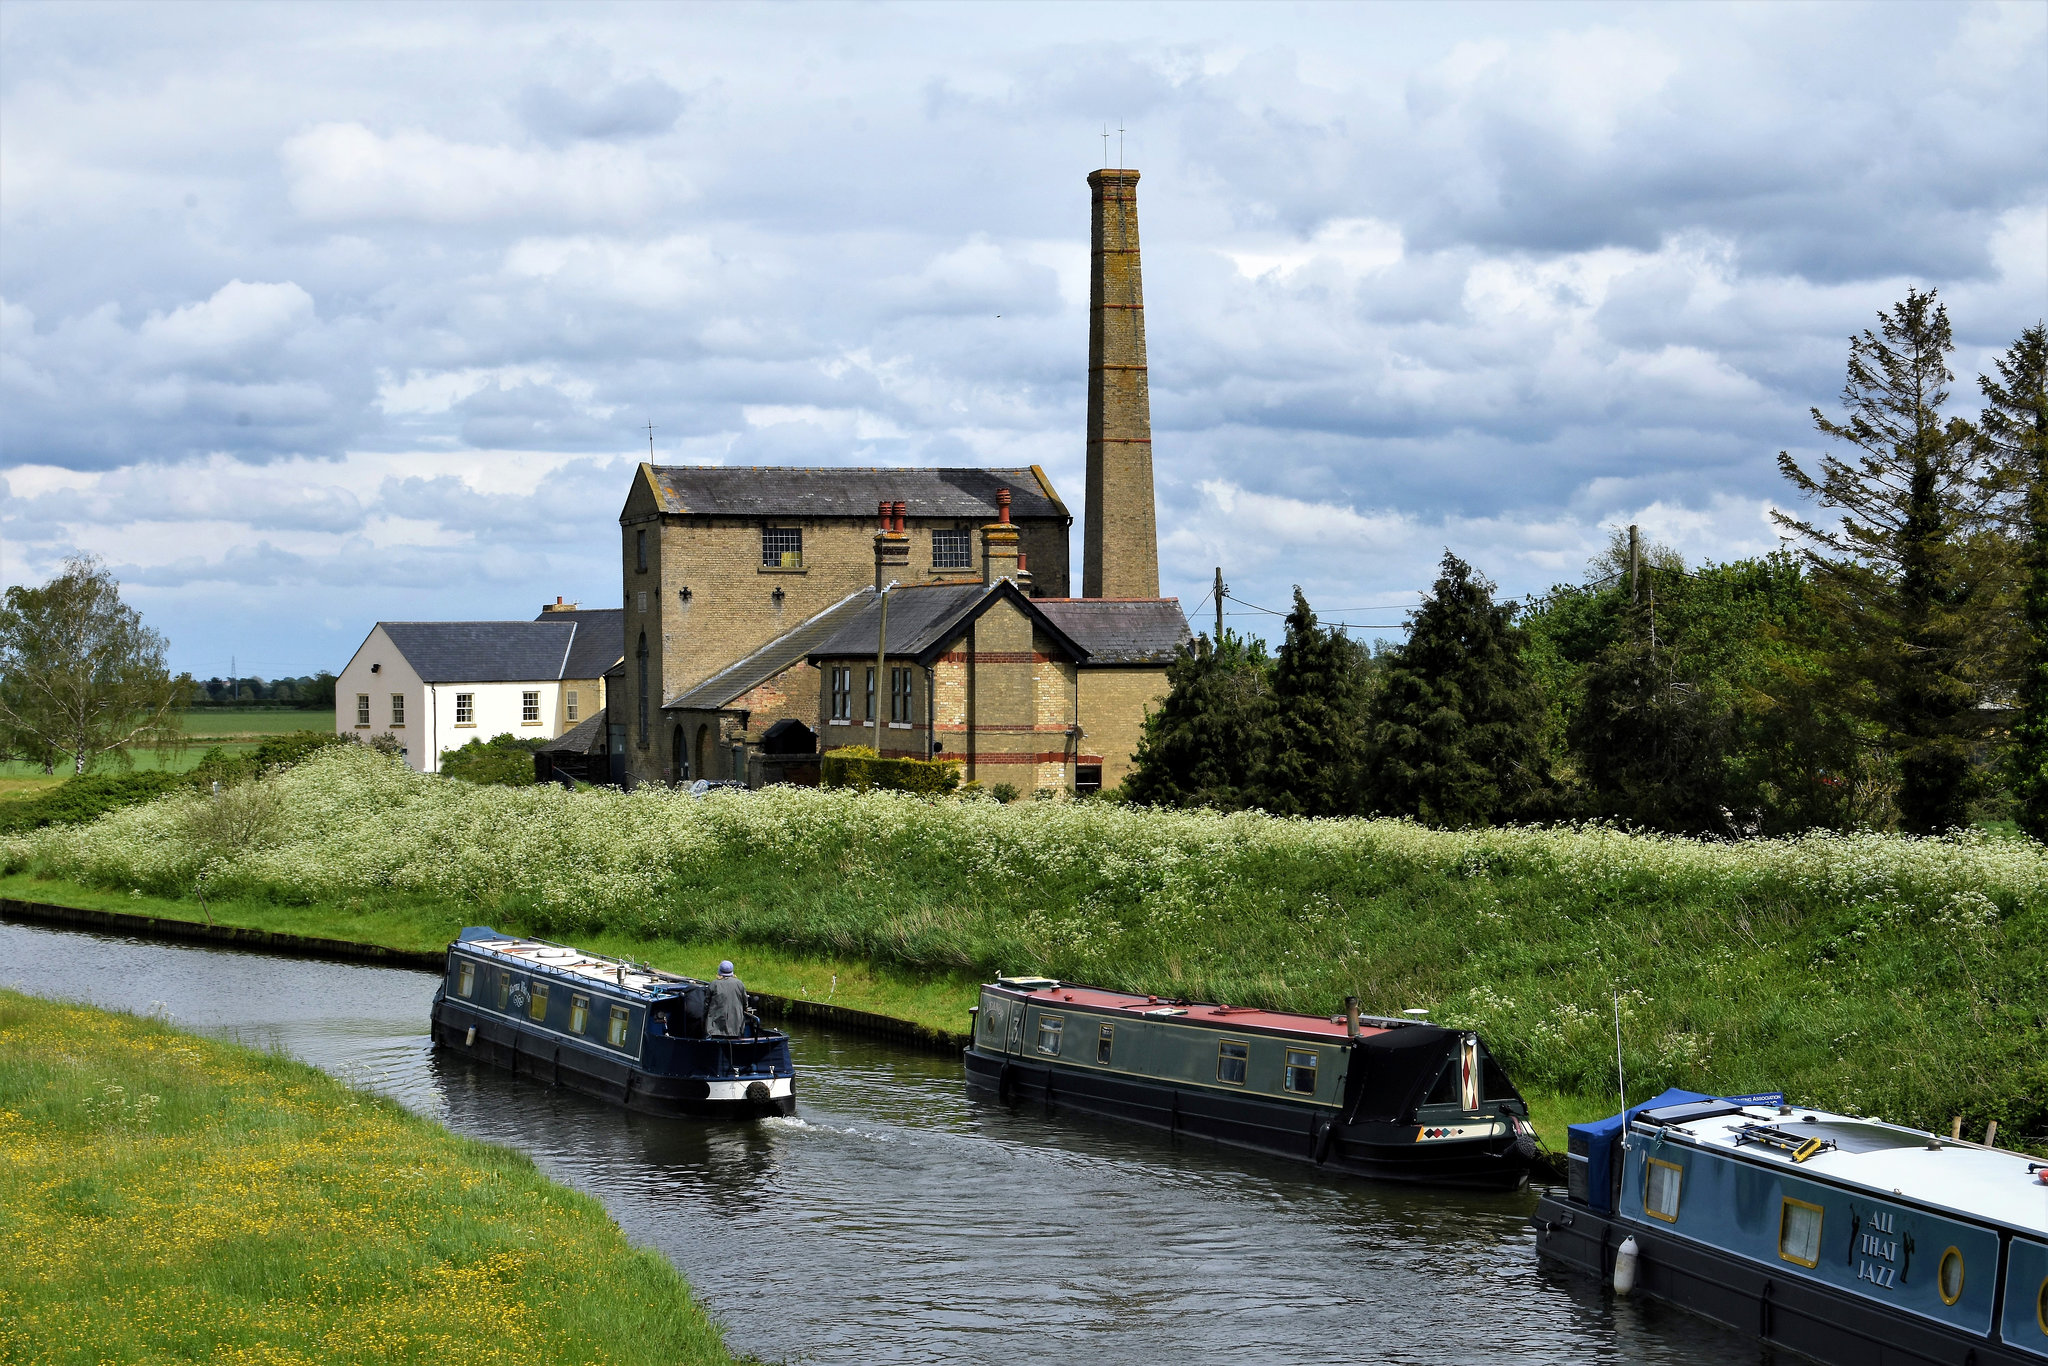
[{"left": 1345, "top": 995, "right": 1359, "bottom": 1039}]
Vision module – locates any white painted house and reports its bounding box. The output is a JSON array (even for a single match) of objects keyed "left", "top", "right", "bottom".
[{"left": 335, "top": 608, "right": 622, "bottom": 773}]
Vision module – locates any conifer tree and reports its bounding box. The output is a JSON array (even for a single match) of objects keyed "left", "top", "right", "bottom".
[
  {"left": 1252, "top": 590, "right": 1364, "bottom": 818},
  {"left": 1362, "top": 552, "right": 1548, "bottom": 827},
  {"left": 1980, "top": 324, "right": 2048, "bottom": 839},
  {"left": 1123, "top": 630, "right": 1273, "bottom": 809},
  {"left": 1775, "top": 289, "right": 1995, "bottom": 833}
]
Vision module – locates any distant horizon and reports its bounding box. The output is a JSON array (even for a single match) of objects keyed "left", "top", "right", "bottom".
[{"left": 3, "top": 1, "right": 2042, "bottom": 677}]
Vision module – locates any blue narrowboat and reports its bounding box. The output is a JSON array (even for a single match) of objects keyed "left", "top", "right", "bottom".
[
  {"left": 1534, "top": 1090, "right": 2048, "bottom": 1366},
  {"left": 430, "top": 927, "right": 796, "bottom": 1118},
  {"left": 964, "top": 977, "right": 1537, "bottom": 1189}
]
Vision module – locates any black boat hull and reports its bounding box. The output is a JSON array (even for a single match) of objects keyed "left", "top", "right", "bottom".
[
  {"left": 432, "top": 995, "right": 796, "bottom": 1119},
  {"left": 1532, "top": 1195, "right": 2037, "bottom": 1366},
  {"left": 964, "top": 1045, "right": 1531, "bottom": 1190}
]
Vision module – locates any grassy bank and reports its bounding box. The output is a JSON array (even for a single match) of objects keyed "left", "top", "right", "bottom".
[
  {"left": 0, "top": 990, "right": 736, "bottom": 1365},
  {"left": 4, "top": 747, "right": 2042, "bottom": 1148}
]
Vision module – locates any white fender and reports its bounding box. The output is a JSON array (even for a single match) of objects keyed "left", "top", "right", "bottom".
[{"left": 1613, "top": 1235, "right": 1639, "bottom": 1296}]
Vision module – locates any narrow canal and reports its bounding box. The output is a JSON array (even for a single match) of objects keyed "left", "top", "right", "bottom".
[{"left": 3, "top": 919, "right": 1769, "bottom": 1365}]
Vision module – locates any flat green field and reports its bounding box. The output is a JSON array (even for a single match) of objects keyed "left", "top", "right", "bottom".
[
  {"left": 0, "top": 989, "right": 737, "bottom": 1365},
  {"left": 0, "top": 711, "right": 333, "bottom": 780},
  {"left": 180, "top": 707, "right": 335, "bottom": 738}
]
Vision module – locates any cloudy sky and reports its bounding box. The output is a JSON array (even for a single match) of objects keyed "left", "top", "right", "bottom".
[{"left": 3, "top": 1, "right": 2043, "bottom": 679}]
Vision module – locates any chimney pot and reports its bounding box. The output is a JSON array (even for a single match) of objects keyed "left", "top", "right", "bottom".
[
  {"left": 893, "top": 500, "right": 907, "bottom": 534},
  {"left": 997, "top": 488, "right": 1011, "bottom": 524},
  {"left": 878, "top": 500, "right": 890, "bottom": 530}
]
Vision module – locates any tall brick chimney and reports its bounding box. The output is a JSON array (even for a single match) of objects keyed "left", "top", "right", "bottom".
[
  {"left": 1083, "top": 166, "right": 1160, "bottom": 601},
  {"left": 874, "top": 500, "right": 909, "bottom": 591}
]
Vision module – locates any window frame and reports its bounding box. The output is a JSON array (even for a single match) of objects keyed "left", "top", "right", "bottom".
[
  {"left": 1643, "top": 1157, "right": 1683, "bottom": 1223},
  {"left": 931, "top": 527, "right": 972, "bottom": 570},
  {"left": 1216, "top": 1039, "right": 1249, "bottom": 1086},
  {"left": 890, "top": 667, "right": 912, "bottom": 724},
  {"left": 521, "top": 690, "right": 541, "bottom": 724},
  {"left": 355, "top": 694, "right": 371, "bottom": 726},
  {"left": 456, "top": 961, "right": 475, "bottom": 998},
  {"left": 496, "top": 970, "right": 512, "bottom": 1011},
  {"left": 636, "top": 528, "right": 647, "bottom": 573},
  {"left": 864, "top": 666, "right": 876, "bottom": 723},
  {"left": 1778, "top": 1196, "right": 1824, "bottom": 1268},
  {"left": 570, "top": 994, "right": 590, "bottom": 1035},
  {"left": 566, "top": 689, "right": 579, "bottom": 722},
  {"left": 527, "top": 981, "right": 550, "bottom": 1022},
  {"left": 607, "top": 1004, "right": 631, "bottom": 1048},
  {"left": 1283, "top": 1047, "right": 1320, "bottom": 1096},
  {"left": 1097, "top": 1022, "right": 1114, "bottom": 1065},
  {"left": 390, "top": 693, "right": 405, "bottom": 726},
  {"left": 1035, "top": 1014, "right": 1064, "bottom": 1056},
  {"left": 455, "top": 693, "right": 475, "bottom": 725},
  {"left": 1937, "top": 1247, "right": 1965, "bottom": 1306},
  {"left": 830, "top": 667, "right": 852, "bottom": 722},
  {"left": 762, "top": 526, "right": 803, "bottom": 569}
]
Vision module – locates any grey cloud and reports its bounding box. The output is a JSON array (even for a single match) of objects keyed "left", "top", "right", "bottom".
[{"left": 518, "top": 75, "right": 686, "bottom": 143}]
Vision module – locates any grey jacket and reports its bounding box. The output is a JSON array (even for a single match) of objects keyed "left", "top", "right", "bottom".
[{"left": 706, "top": 975, "right": 749, "bottom": 1037}]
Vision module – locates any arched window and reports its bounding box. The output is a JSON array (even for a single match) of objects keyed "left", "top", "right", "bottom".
[{"left": 636, "top": 633, "right": 649, "bottom": 747}]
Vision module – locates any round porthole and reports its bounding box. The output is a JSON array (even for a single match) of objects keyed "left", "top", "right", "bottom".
[
  {"left": 2036, "top": 1274, "right": 2046, "bottom": 1336},
  {"left": 1937, "top": 1247, "right": 1964, "bottom": 1306}
]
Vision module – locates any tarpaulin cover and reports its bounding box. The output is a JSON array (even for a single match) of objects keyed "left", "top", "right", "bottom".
[
  {"left": 1568, "top": 1088, "right": 1711, "bottom": 1214},
  {"left": 1344, "top": 1025, "right": 1459, "bottom": 1123}
]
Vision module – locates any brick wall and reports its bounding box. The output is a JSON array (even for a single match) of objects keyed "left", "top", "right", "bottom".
[{"left": 1077, "top": 665, "right": 1170, "bottom": 791}]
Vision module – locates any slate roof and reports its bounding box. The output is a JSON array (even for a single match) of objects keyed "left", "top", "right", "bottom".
[
  {"left": 806, "top": 581, "right": 1091, "bottom": 667},
  {"left": 644, "top": 465, "right": 1069, "bottom": 522},
  {"left": 531, "top": 608, "right": 625, "bottom": 679},
  {"left": 1036, "top": 599, "right": 1191, "bottom": 665},
  {"left": 666, "top": 589, "right": 876, "bottom": 711},
  {"left": 377, "top": 622, "right": 576, "bottom": 683},
  {"left": 538, "top": 708, "right": 608, "bottom": 756}
]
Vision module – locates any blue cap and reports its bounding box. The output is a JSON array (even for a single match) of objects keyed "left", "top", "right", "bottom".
[{"left": 718, "top": 961, "right": 735, "bottom": 977}]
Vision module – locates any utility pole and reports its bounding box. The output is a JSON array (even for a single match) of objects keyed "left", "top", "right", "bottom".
[
  {"left": 1627, "top": 525, "right": 1640, "bottom": 604},
  {"left": 874, "top": 583, "right": 894, "bottom": 746},
  {"left": 1213, "top": 567, "right": 1225, "bottom": 645}
]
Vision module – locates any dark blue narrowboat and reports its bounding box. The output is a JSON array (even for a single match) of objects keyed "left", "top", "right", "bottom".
[
  {"left": 430, "top": 927, "right": 795, "bottom": 1118},
  {"left": 964, "top": 977, "right": 1536, "bottom": 1189},
  {"left": 1534, "top": 1090, "right": 2048, "bottom": 1366}
]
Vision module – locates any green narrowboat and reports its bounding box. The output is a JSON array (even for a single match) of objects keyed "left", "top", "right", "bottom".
[{"left": 964, "top": 976, "right": 1535, "bottom": 1189}]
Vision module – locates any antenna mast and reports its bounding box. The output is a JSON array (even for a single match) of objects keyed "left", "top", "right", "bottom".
[{"left": 645, "top": 420, "right": 656, "bottom": 459}]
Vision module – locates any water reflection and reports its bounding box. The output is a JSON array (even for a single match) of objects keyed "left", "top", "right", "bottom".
[{"left": 1, "top": 919, "right": 1765, "bottom": 1364}]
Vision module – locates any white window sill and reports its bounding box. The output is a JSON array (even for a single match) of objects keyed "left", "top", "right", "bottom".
[{"left": 888, "top": 722, "right": 912, "bottom": 729}]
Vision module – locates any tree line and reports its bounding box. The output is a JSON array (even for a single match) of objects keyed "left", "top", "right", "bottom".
[
  {"left": 1128, "top": 293, "right": 2048, "bottom": 839},
  {"left": 189, "top": 673, "right": 337, "bottom": 708}
]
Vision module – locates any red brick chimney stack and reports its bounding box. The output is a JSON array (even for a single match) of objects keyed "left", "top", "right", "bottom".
[
  {"left": 875, "top": 497, "right": 910, "bottom": 591},
  {"left": 982, "top": 487, "right": 1022, "bottom": 585}
]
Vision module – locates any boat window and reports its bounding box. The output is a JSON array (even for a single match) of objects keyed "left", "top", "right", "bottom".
[
  {"left": 1283, "top": 1048, "right": 1318, "bottom": 1095},
  {"left": 1216, "top": 1040, "right": 1249, "bottom": 1086},
  {"left": 1425, "top": 1062, "right": 1459, "bottom": 1106},
  {"left": 570, "top": 995, "right": 589, "bottom": 1035},
  {"left": 607, "top": 1005, "right": 630, "bottom": 1048},
  {"left": 497, "top": 971, "right": 512, "bottom": 1011},
  {"left": 1644, "top": 1158, "right": 1682, "bottom": 1222},
  {"left": 2036, "top": 1274, "right": 2045, "bottom": 1336},
  {"left": 527, "top": 982, "right": 549, "bottom": 1023},
  {"left": 1036, "top": 1016, "right": 1064, "bottom": 1056},
  {"left": 1778, "top": 1197, "right": 1823, "bottom": 1268},
  {"left": 1097, "top": 1023, "right": 1114, "bottom": 1065},
  {"left": 1937, "top": 1247, "right": 1964, "bottom": 1306},
  {"left": 456, "top": 962, "right": 475, "bottom": 998}
]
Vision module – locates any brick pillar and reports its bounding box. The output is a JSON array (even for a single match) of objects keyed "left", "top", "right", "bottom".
[
  {"left": 1083, "top": 167, "right": 1160, "bottom": 600},
  {"left": 982, "top": 488, "right": 1021, "bottom": 584}
]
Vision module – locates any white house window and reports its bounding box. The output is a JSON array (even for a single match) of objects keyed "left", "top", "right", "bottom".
[
  {"left": 355, "top": 694, "right": 370, "bottom": 726},
  {"left": 932, "top": 527, "right": 971, "bottom": 570},
  {"left": 566, "top": 690, "right": 580, "bottom": 722},
  {"left": 455, "top": 693, "right": 475, "bottom": 725},
  {"left": 762, "top": 527, "right": 802, "bottom": 568},
  {"left": 390, "top": 694, "right": 405, "bottom": 726},
  {"left": 829, "top": 667, "right": 852, "bottom": 722},
  {"left": 522, "top": 691, "right": 541, "bottom": 724}
]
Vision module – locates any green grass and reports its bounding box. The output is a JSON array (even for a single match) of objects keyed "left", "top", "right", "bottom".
[
  {"left": 181, "top": 707, "right": 336, "bottom": 738},
  {"left": 0, "top": 713, "right": 332, "bottom": 780},
  {"left": 0, "top": 988, "right": 738, "bottom": 1365},
  {"left": 5, "top": 747, "right": 2043, "bottom": 1155}
]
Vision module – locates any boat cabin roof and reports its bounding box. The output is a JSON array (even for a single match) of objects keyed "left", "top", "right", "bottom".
[
  {"left": 452, "top": 926, "right": 702, "bottom": 1001},
  {"left": 1632, "top": 1101, "right": 2048, "bottom": 1235},
  {"left": 985, "top": 976, "right": 1417, "bottom": 1044}
]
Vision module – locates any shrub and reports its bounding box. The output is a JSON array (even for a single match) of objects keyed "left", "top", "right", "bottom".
[
  {"left": 990, "top": 783, "right": 1020, "bottom": 803},
  {"left": 0, "top": 772, "right": 187, "bottom": 836},
  {"left": 820, "top": 746, "right": 961, "bottom": 796},
  {"left": 440, "top": 733, "right": 543, "bottom": 786}
]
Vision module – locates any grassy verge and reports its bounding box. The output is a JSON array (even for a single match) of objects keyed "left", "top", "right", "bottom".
[
  {"left": 5, "top": 747, "right": 2043, "bottom": 1153},
  {"left": 0, "top": 988, "right": 737, "bottom": 1365}
]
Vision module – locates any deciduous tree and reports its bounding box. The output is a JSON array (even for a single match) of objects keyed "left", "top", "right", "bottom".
[{"left": 0, "top": 556, "right": 188, "bottom": 775}]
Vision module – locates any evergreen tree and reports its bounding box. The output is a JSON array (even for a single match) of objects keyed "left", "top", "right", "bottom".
[
  {"left": 1251, "top": 590, "right": 1365, "bottom": 818},
  {"left": 1362, "top": 552, "right": 1548, "bottom": 827},
  {"left": 1775, "top": 289, "right": 1996, "bottom": 833},
  {"left": 1123, "top": 630, "right": 1273, "bottom": 809},
  {"left": 1980, "top": 324, "right": 2048, "bottom": 840}
]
